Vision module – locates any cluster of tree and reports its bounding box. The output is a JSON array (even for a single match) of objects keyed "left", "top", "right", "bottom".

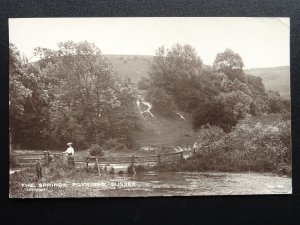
[
  {"left": 142, "top": 45, "right": 290, "bottom": 132},
  {"left": 9, "top": 41, "right": 140, "bottom": 150}
]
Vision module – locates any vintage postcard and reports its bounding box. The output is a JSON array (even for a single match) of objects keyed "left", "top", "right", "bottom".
[{"left": 9, "top": 17, "right": 291, "bottom": 198}]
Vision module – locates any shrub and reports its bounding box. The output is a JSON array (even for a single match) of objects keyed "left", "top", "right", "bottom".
[
  {"left": 193, "top": 101, "right": 238, "bottom": 132},
  {"left": 224, "top": 118, "right": 291, "bottom": 173},
  {"left": 194, "top": 125, "right": 226, "bottom": 154},
  {"left": 189, "top": 116, "right": 291, "bottom": 175},
  {"left": 88, "top": 144, "right": 104, "bottom": 156},
  {"left": 267, "top": 91, "right": 285, "bottom": 113}
]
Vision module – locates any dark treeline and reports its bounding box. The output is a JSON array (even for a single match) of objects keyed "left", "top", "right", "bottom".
[{"left": 9, "top": 41, "right": 140, "bottom": 150}]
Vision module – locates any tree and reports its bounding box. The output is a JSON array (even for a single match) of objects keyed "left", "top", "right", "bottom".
[
  {"left": 213, "top": 48, "right": 245, "bottom": 82},
  {"left": 32, "top": 41, "right": 140, "bottom": 148},
  {"left": 217, "top": 90, "right": 252, "bottom": 121},
  {"left": 267, "top": 91, "right": 285, "bottom": 113},
  {"left": 246, "top": 74, "right": 265, "bottom": 93},
  {"left": 192, "top": 101, "right": 238, "bottom": 132},
  {"left": 9, "top": 44, "right": 32, "bottom": 148},
  {"left": 148, "top": 44, "right": 205, "bottom": 113}
]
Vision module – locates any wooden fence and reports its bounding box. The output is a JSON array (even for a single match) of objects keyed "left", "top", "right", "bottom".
[
  {"left": 11, "top": 148, "right": 197, "bottom": 169},
  {"left": 11, "top": 151, "right": 50, "bottom": 167}
]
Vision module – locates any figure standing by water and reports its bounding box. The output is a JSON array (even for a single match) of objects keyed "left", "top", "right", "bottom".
[
  {"left": 63, "top": 142, "right": 75, "bottom": 167},
  {"left": 36, "top": 159, "right": 42, "bottom": 179}
]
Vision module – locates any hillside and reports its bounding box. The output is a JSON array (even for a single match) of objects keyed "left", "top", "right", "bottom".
[
  {"left": 245, "top": 66, "right": 290, "bottom": 99},
  {"left": 106, "top": 55, "right": 290, "bottom": 99},
  {"left": 106, "top": 55, "right": 290, "bottom": 147},
  {"left": 106, "top": 55, "right": 152, "bottom": 83},
  {"left": 131, "top": 90, "right": 197, "bottom": 148}
]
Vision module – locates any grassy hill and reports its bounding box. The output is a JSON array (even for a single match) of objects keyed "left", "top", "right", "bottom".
[
  {"left": 131, "top": 111, "right": 196, "bottom": 148},
  {"left": 245, "top": 66, "right": 290, "bottom": 99},
  {"left": 106, "top": 55, "right": 152, "bottom": 83},
  {"left": 131, "top": 90, "right": 197, "bottom": 148}
]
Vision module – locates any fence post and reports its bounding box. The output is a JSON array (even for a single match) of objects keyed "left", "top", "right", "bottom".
[
  {"left": 158, "top": 154, "right": 161, "bottom": 165},
  {"left": 180, "top": 151, "right": 183, "bottom": 161},
  {"left": 131, "top": 155, "right": 135, "bottom": 167},
  {"left": 193, "top": 148, "right": 196, "bottom": 159},
  {"left": 131, "top": 155, "right": 136, "bottom": 174},
  {"left": 96, "top": 156, "right": 101, "bottom": 177},
  {"left": 86, "top": 157, "right": 89, "bottom": 171},
  {"left": 44, "top": 151, "right": 49, "bottom": 165}
]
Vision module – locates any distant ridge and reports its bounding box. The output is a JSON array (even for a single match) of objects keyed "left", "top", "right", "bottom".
[{"left": 245, "top": 66, "right": 290, "bottom": 99}]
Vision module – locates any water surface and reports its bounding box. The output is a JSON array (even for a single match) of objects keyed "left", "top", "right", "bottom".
[{"left": 97, "top": 172, "right": 292, "bottom": 197}]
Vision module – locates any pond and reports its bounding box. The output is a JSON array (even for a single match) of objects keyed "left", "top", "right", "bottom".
[
  {"left": 9, "top": 168, "right": 292, "bottom": 198},
  {"left": 93, "top": 171, "right": 292, "bottom": 197}
]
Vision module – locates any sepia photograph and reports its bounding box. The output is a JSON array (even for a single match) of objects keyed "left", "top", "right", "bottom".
[{"left": 9, "top": 17, "right": 291, "bottom": 198}]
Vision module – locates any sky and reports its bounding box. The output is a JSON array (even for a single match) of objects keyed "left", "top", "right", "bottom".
[{"left": 9, "top": 17, "right": 290, "bottom": 69}]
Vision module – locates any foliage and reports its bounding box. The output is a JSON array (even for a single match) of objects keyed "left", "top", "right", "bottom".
[
  {"left": 88, "top": 144, "right": 104, "bottom": 156},
  {"left": 10, "top": 41, "right": 290, "bottom": 155},
  {"left": 194, "top": 125, "right": 226, "bottom": 152},
  {"left": 267, "top": 90, "right": 286, "bottom": 113},
  {"left": 192, "top": 101, "right": 238, "bottom": 132},
  {"left": 9, "top": 44, "right": 51, "bottom": 149},
  {"left": 228, "top": 119, "right": 291, "bottom": 171},
  {"left": 10, "top": 41, "right": 140, "bottom": 150},
  {"left": 147, "top": 44, "right": 206, "bottom": 114},
  {"left": 213, "top": 48, "right": 245, "bottom": 82},
  {"left": 246, "top": 74, "right": 265, "bottom": 93},
  {"left": 191, "top": 116, "right": 291, "bottom": 175},
  {"left": 147, "top": 44, "right": 288, "bottom": 133},
  {"left": 217, "top": 90, "right": 252, "bottom": 121}
]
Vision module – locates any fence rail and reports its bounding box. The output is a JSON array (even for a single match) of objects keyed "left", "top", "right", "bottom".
[{"left": 11, "top": 147, "right": 198, "bottom": 169}]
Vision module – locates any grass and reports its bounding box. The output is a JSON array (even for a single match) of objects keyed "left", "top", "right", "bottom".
[{"left": 106, "top": 55, "right": 152, "bottom": 83}]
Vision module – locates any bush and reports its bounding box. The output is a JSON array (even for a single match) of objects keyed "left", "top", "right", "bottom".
[
  {"left": 88, "top": 144, "right": 104, "bottom": 156},
  {"left": 267, "top": 91, "right": 285, "bottom": 113},
  {"left": 193, "top": 101, "right": 238, "bottom": 132},
  {"left": 194, "top": 125, "right": 226, "bottom": 154},
  {"left": 188, "top": 116, "right": 291, "bottom": 175}
]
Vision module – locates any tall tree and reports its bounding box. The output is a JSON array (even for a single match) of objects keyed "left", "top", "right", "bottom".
[
  {"left": 148, "top": 44, "right": 206, "bottom": 114},
  {"left": 9, "top": 44, "right": 32, "bottom": 149},
  {"left": 213, "top": 48, "right": 245, "bottom": 82},
  {"left": 34, "top": 41, "right": 140, "bottom": 148}
]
